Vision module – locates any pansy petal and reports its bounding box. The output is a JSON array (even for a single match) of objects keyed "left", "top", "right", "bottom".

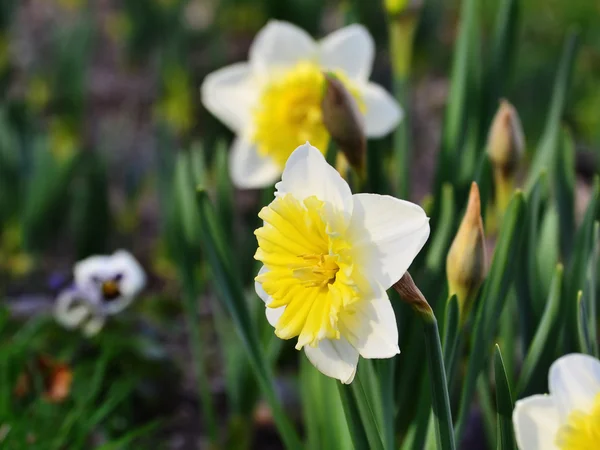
[
  {"left": 230, "top": 136, "right": 281, "bottom": 189},
  {"left": 275, "top": 142, "right": 353, "bottom": 217},
  {"left": 361, "top": 82, "right": 403, "bottom": 138},
  {"left": 249, "top": 20, "right": 317, "bottom": 74},
  {"left": 109, "top": 250, "right": 146, "bottom": 298},
  {"left": 82, "top": 315, "right": 106, "bottom": 337},
  {"left": 347, "top": 193, "right": 430, "bottom": 289},
  {"left": 513, "top": 395, "right": 560, "bottom": 450},
  {"left": 102, "top": 296, "right": 135, "bottom": 315},
  {"left": 54, "top": 289, "right": 92, "bottom": 328},
  {"left": 200, "top": 62, "right": 257, "bottom": 133},
  {"left": 319, "top": 24, "right": 374, "bottom": 81},
  {"left": 549, "top": 353, "right": 600, "bottom": 419},
  {"left": 340, "top": 284, "right": 399, "bottom": 359},
  {"left": 304, "top": 337, "right": 359, "bottom": 384}
]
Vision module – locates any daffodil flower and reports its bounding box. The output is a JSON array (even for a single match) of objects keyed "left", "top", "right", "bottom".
[
  {"left": 513, "top": 353, "right": 600, "bottom": 449},
  {"left": 54, "top": 250, "right": 146, "bottom": 336},
  {"left": 201, "top": 20, "right": 403, "bottom": 189},
  {"left": 254, "top": 143, "right": 429, "bottom": 383}
]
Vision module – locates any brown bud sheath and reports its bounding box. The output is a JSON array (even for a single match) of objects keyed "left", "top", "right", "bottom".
[
  {"left": 393, "top": 271, "right": 433, "bottom": 316},
  {"left": 446, "top": 182, "right": 487, "bottom": 324},
  {"left": 321, "top": 73, "right": 366, "bottom": 177},
  {"left": 487, "top": 99, "right": 525, "bottom": 177}
]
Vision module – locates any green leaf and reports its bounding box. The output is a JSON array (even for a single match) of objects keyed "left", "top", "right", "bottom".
[
  {"left": 494, "top": 346, "right": 516, "bottom": 450},
  {"left": 301, "top": 358, "right": 353, "bottom": 450},
  {"left": 455, "top": 192, "right": 526, "bottom": 442},
  {"left": 515, "top": 172, "right": 548, "bottom": 348},
  {"left": 526, "top": 31, "right": 579, "bottom": 191},
  {"left": 339, "top": 383, "right": 370, "bottom": 450},
  {"left": 425, "top": 184, "right": 456, "bottom": 275},
  {"left": 516, "top": 264, "right": 564, "bottom": 396},
  {"left": 566, "top": 177, "right": 600, "bottom": 351},
  {"left": 577, "top": 291, "right": 594, "bottom": 355},
  {"left": 555, "top": 129, "right": 576, "bottom": 259},
  {"left": 195, "top": 190, "right": 302, "bottom": 450},
  {"left": 350, "top": 371, "right": 386, "bottom": 450}
]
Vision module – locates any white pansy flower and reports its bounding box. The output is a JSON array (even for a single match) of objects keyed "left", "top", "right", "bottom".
[
  {"left": 254, "top": 143, "right": 429, "bottom": 383},
  {"left": 201, "top": 20, "right": 403, "bottom": 189},
  {"left": 513, "top": 353, "right": 600, "bottom": 449},
  {"left": 54, "top": 250, "right": 145, "bottom": 336},
  {"left": 74, "top": 250, "right": 146, "bottom": 315}
]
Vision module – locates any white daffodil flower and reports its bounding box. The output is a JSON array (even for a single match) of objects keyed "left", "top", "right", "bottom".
[
  {"left": 74, "top": 250, "right": 146, "bottom": 315},
  {"left": 54, "top": 286, "right": 106, "bottom": 337},
  {"left": 253, "top": 142, "right": 429, "bottom": 383},
  {"left": 201, "top": 20, "right": 403, "bottom": 189},
  {"left": 513, "top": 353, "right": 600, "bottom": 449}
]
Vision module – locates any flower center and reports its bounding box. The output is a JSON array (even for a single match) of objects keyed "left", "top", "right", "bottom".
[
  {"left": 556, "top": 393, "right": 600, "bottom": 449},
  {"left": 254, "top": 194, "right": 361, "bottom": 349},
  {"left": 251, "top": 62, "right": 364, "bottom": 168}
]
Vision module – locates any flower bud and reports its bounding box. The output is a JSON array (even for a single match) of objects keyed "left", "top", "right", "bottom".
[
  {"left": 487, "top": 100, "right": 525, "bottom": 220},
  {"left": 446, "top": 182, "right": 487, "bottom": 324},
  {"left": 487, "top": 99, "right": 525, "bottom": 177},
  {"left": 321, "top": 72, "right": 366, "bottom": 178},
  {"left": 393, "top": 271, "right": 433, "bottom": 316},
  {"left": 385, "top": 0, "right": 423, "bottom": 17}
]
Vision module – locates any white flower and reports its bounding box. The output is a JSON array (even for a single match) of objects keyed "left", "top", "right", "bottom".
[
  {"left": 201, "top": 20, "right": 403, "bottom": 189},
  {"left": 74, "top": 250, "right": 146, "bottom": 315},
  {"left": 513, "top": 353, "right": 600, "bottom": 449},
  {"left": 54, "top": 250, "right": 145, "bottom": 336},
  {"left": 254, "top": 142, "right": 429, "bottom": 383},
  {"left": 54, "top": 287, "right": 106, "bottom": 337}
]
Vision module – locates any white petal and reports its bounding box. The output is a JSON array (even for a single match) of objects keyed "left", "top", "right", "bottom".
[
  {"left": 255, "top": 265, "right": 285, "bottom": 327},
  {"left": 347, "top": 194, "right": 430, "bottom": 289},
  {"left": 229, "top": 135, "right": 281, "bottom": 189},
  {"left": 200, "top": 62, "right": 257, "bottom": 133},
  {"left": 102, "top": 296, "right": 135, "bottom": 315},
  {"left": 82, "top": 314, "right": 106, "bottom": 337},
  {"left": 513, "top": 395, "right": 560, "bottom": 450},
  {"left": 319, "top": 24, "right": 374, "bottom": 81},
  {"left": 304, "top": 337, "right": 359, "bottom": 384},
  {"left": 340, "top": 284, "right": 399, "bottom": 359},
  {"left": 549, "top": 353, "right": 600, "bottom": 419},
  {"left": 249, "top": 20, "right": 317, "bottom": 75},
  {"left": 275, "top": 143, "right": 353, "bottom": 218},
  {"left": 109, "top": 250, "right": 146, "bottom": 298},
  {"left": 360, "top": 82, "right": 403, "bottom": 138},
  {"left": 54, "top": 288, "right": 93, "bottom": 329}
]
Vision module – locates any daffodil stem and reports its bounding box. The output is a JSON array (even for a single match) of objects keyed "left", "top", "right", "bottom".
[
  {"left": 419, "top": 310, "right": 456, "bottom": 450},
  {"left": 179, "top": 262, "right": 220, "bottom": 447}
]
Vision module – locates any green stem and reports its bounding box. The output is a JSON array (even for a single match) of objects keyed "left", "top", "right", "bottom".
[
  {"left": 420, "top": 310, "right": 456, "bottom": 450},
  {"left": 179, "top": 263, "right": 220, "bottom": 447}
]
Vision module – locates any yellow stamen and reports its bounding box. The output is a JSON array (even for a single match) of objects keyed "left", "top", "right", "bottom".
[
  {"left": 556, "top": 393, "right": 600, "bottom": 449},
  {"left": 254, "top": 194, "right": 363, "bottom": 349},
  {"left": 252, "top": 62, "right": 364, "bottom": 168}
]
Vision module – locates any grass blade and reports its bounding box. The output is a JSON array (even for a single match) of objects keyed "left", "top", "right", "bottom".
[{"left": 494, "top": 346, "right": 516, "bottom": 450}]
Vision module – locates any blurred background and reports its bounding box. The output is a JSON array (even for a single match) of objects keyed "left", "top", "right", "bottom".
[{"left": 0, "top": 0, "right": 599, "bottom": 448}]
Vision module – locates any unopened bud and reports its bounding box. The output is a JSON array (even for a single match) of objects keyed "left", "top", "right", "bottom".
[
  {"left": 321, "top": 72, "right": 366, "bottom": 178},
  {"left": 487, "top": 99, "right": 525, "bottom": 177},
  {"left": 446, "top": 182, "right": 487, "bottom": 324},
  {"left": 385, "top": 0, "right": 423, "bottom": 17},
  {"left": 393, "top": 271, "right": 433, "bottom": 316}
]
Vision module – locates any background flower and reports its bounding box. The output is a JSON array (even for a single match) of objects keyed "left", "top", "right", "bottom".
[{"left": 201, "top": 20, "right": 403, "bottom": 188}]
